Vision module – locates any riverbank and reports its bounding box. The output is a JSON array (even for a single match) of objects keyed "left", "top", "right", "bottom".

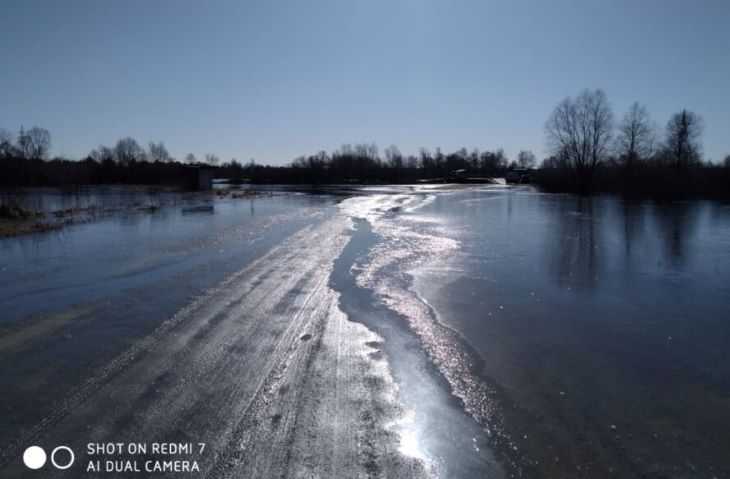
[
  {"left": 0, "top": 203, "right": 59, "bottom": 236},
  {"left": 534, "top": 165, "right": 730, "bottom": 199},
  {"left": 0, "top": 204, "right": 158, "bottom": 237},
  {"left": 0, "top": 185, "right": 267, "bottom": 237}
]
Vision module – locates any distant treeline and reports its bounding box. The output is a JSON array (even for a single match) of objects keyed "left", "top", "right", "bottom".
[
  {"left": 0, "top": 155, "right": 204, "bottom": 189},
  {"left": 2, "top": 89, "right": 730, "bottom": 199},
  {"left": 241, "top": 145, "right": 523, "bottom": 184},
  {"left": 536, "top": 161, "right": 730, "bottom": 198},
  {"left": 0, "top": 131, "right": 218, "bottom": 189},
  {"left": 539, "top": 89, "right": 730, "bottom": 197},
  {"left": 0, "top": 126, "right": 522, "bottom": 187}
]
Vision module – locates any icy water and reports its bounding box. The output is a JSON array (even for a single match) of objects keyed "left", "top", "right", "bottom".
[
  {"left": 2, "top": 185, "right": 729, "bottom": 479},
  {"left": 0, "top": 191, "right": 336, "bottom": 449},
  {"left": 348, "top": 186, "right": 730, "bottom": 478}
]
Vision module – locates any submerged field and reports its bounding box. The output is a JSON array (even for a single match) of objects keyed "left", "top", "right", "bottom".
[{"left": 0, "top": 185, "right": 729, "bottom": 478}]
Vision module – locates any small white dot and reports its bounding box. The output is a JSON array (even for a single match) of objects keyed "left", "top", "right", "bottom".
[{"left": 23, "top": 446, "right": 46, "bottom": 469}]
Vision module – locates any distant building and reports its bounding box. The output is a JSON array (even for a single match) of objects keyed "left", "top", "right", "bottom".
[{"left": 186, "top": 166, "right": 215, "bottom": 190}]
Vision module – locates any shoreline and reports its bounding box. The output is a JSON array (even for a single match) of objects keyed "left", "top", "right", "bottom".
[{"left": 0, "top": 186, "right": 269, "bottom": 238}]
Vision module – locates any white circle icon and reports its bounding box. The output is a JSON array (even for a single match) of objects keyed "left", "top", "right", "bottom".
[
  {"left": 23, "top": 446, "right": 47, "bottom": 469},
  {"left": 51, "top": 446, "right": 75, "bottom": 470}
]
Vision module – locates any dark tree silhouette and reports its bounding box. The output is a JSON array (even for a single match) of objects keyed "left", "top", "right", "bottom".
[
  {"left": 517, "top": 150, "right": 537, "bottom": 169},
  {"left": 26, "top": 127, "right": 51, "bottom": 159},
  {"left": 148, "top": 141, "right": 171, "bottom": 163},
  {"left": 114, "top": 137, "right": 144, "bottom": 165},
  {"left": 1, "top": 110, "right": 728, "bottom": 198},
  {"left": 615, "top": 102, "right": 655, "bottom": 167},
  {"left": 0, "top": 129, "right": 14, "bottom": 157},
  {"left": 664, "top": 109, "right": 702, "bottom": 169},
  {"left": 17, "top": 126, "right": 32, "bottom": 159},
  {"left": 546, "top": 89, "right": 613, "bottom": 190}
]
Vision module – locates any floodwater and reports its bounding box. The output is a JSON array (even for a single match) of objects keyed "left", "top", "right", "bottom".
[
  {"left": 351, "top": 186, "right": 730, "bottom": 478},
  {"left": 0, "top": 191, "right": 336, "bottom": 451},
  {"left": 1, "top": 185, "right": 729, "bottom": 478}
]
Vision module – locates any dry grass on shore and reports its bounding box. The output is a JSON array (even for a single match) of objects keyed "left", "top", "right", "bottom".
[
  {"left": 0, "top": 219, "right": 62, "bottom": 237},
  {"left": 0, "top": 203, "right": 56, "bottom": 237}
]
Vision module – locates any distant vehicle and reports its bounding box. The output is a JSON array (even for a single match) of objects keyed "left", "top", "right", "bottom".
[{"left": 505, "top": 168, "right": 532, "bottom": 184}]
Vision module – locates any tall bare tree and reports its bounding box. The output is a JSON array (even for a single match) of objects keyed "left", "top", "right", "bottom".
[
  {"left": 148, "top": 141, "right": 171, "bottom": 163},
  {"left": 516, "top": 150, "right": 537, "bottom": 169},
  {"left": 114, "top": 137, "right": 144, "bottom": 165},
  {"left": 17, "top": 126, "right": 32, "bottom": 159},
  {"left": 204, "top": 153, "right": 219, "bottom": 166},
  {"left": 546, "top": 89, "right": 614, "bottom": 189},
  {"left": 665, "top": 109, "right": 702, "bottom": 168},
  {"left": 0, "top": 129, "right": 13, "bottom": 158},
  {"left": 27, "top": 127, "right": 51, "bottom": 159},
  {"left": 615, "top": 102, "right": 655, "bottom": 167},
  {"left": 185, "top": 153, "right": 197, "bottom": 164},
  {"left": 384, "top": 145, "right": 403, "bottom": 169}
]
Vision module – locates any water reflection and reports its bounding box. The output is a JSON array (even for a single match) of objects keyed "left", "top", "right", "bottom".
[
  {"left": 0, "top": 193, "right": 336, "bottom": 323},
  {"left": 652, "top": 201, "right": 699, "bottom": 269},
  {"left": 412, "top": 188, "right": 730, "bottom": 478},
  {"left": 619, "top": 200, "right": 645, "bottom": 258},
  {"left": 540, "top": 195, "right": 706, "bottom": 290},
  {"left": 545, "top": 196, "right": 603, "bottom": 291}
]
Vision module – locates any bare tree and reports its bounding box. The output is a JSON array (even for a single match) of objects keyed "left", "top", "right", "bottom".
[
  {"left": 478, "top": 149, "right": 508, "bottom": 173},
  {"left": 665, "top": 109, "right": 702, "bottom": 168},
  {"left": 17, "top": 126, "right": 32, "bottom": 159},
  {"left": 88, "top": 148, "right": 101, "bottom": 162},
  {"left": 516, "top": 150, "right": 537, "bottom": 169},
  {"left": 26, "top": 127, "right": 51, "bottom": 159},
  {"left": 0, "top": 129, "right": 14, "bottom": 158},
  {"left": 384, "top": 145, "right": 403, "bottom": 169},
  {"left": 352, "top": 143, "right": 379, "bottom": 162},
  {"left": 185, "top": 153, "right": 197, "bottom": 164},
  {"left": 204, "top": 153, "right": 219, "bottom": 166},
  {"left": 148, "top": 141, "right": 171, "bottom": 163},
  {"left": 724, "top": 154, "right": 730, "bottom": 169},
  {"left": 114, "top": 137, "right": 144, "bottom": 165},
  {"left": 546, "top": 89, "right": 614, "bottom": 188},
  {"left": 405, "top": 155, "right": 418, "bottom": 169},
  {"left": 615, "top": 102, "right": 655, "bottom": 167},
  {"left": 541, "top": 155, "right": 568, "bottom": 169},
  {"left": 101, "top": 146, "right": 114, "bottom": 163},
  {"left": 88, "top": 145, "right": 115, "bottom": 163}
]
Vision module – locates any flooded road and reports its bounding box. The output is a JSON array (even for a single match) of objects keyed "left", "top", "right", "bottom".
[{"left": 1, "top": 186, "right": 729, "bottom": 478}]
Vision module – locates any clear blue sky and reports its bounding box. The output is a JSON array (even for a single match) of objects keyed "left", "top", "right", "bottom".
[{"left": 1, "top": 0, "right": 729, "bottom": 164}]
